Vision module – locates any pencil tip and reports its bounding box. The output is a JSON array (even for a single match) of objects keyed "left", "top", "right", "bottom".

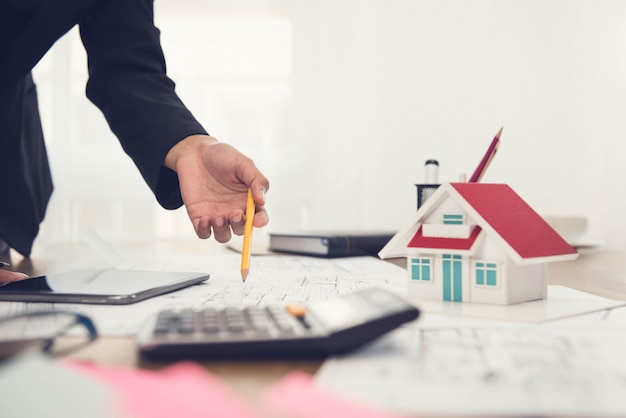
[
  {"left": 496, "top": 126, "right": 503, "bottom": 138},
  {"left": 241, "top": 269, "right": 249, "bottom": 282}
]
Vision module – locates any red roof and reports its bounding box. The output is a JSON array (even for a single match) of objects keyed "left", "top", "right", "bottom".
[
  {"left": 408, "top": 226, "right": 482, "bottom": 250},
  {"left": 408, "top": 183, "right": 577, "bottom": 259}
]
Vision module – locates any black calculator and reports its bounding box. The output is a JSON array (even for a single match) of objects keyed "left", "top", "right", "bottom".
[{"left": 136, "top": 287, "right": 419, "bottom": 360}]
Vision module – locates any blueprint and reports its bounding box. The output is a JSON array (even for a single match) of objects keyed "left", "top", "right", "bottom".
[
  {"left": 0, "top": 254, "right": 408, "bottom": 336},
  {"left": 316, "top": 307, "right": 626, "bottom": 417}
]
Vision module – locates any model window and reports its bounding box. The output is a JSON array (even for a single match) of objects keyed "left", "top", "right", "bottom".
[
  {"left": 410, "top": 258, "right": 432, "bottom": 281},
  {"left": 475, "top": 262, "right": 498, "bottom": 286},
  {"left": 443, "top": 214, "right": 464, "bottom": 225}
]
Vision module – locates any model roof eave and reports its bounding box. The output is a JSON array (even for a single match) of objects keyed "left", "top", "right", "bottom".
[{"left": 379, "top": 183, "right": 579, "bottom": 263}]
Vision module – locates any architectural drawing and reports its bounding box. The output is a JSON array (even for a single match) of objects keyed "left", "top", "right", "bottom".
[{"left": 316, "top": 322, "right": 626, "bottom": 417}]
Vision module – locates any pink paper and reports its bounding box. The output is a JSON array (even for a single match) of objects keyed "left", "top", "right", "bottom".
[
  {"left": 262, "top": 371, "right": 409, "bottom": 418},
  {"left": 66, "top": 361, "right": 258, "bottom": 418}
]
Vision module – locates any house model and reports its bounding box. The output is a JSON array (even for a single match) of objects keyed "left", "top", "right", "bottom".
[{"left": 379, "top": 182, "right": 578, "bottom": 305}]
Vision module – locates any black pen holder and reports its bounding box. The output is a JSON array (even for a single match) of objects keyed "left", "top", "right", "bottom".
[{"left": 415, "top": 184, "right": 440, "bottom": 210}]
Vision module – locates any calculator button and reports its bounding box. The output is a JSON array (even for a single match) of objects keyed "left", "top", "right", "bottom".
[
  {"left": 273, "top": 318, "right": 296, "bottom": 333},
  {"left": 154, "top": 311, "right": 176, "bottom": 334},
  {"left": 286, "top": 303, "right": 306, "bottom": 318},
  {"left": 153, "top": 320, "right": 172, "bottom": 334},
  {"left": 250, "top": 321, "right": 269, "bottom": 333},
  {"left": 245, "top": 311, "right": 270, "bottom": 333},
  {"left": 177, "top": 321, "right": 195, "bottom": 333},
  {"left": 225, "top": 321, "right": 245, "bottom": 333},
  {"left": 174, "top": 312, "right": 195, "bottom": 333},
  {"left": 202, "top": 321, "right": 220, "bottom": 333}
]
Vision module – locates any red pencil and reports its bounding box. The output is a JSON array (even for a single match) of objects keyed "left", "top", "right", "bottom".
[{"left": 468, "top": 127, "right": 503, "bottom": 183}]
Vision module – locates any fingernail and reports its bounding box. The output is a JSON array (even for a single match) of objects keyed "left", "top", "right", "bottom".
[
  {"left": 195, "top": 218, "right": 211, "bottom": 239},
  {"left": 258, "top": 212, "right": 269, "bottom": 227}
]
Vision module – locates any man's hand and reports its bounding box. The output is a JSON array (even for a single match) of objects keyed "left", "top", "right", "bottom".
[
  {"left": 0, "top": 269, "right": 28, "bottom": 285},
  {"left": 165, "top": 135, "right": 270, "bottom": 243}
]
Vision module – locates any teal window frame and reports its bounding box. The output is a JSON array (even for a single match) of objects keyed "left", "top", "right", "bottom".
[
  {"left": 410, "top": 258, "right": 432, "bottom": 282},
  {"left": 475, "top": 262, "right": 498, "bottom": 287},
  {"left": 443, "top": 214, "right": 464, "bottom": 225}
]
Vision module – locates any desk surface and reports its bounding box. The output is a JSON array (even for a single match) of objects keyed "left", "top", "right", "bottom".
[{"left": 6, "top": 240, "right": 626, "bottom": 404}]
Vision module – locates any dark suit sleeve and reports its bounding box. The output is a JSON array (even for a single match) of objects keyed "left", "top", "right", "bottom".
[{"left": 79, "top": 0, "right": 208, "bottom": 209}]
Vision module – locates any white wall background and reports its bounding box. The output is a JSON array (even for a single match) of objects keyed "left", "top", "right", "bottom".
[{"left": 32, "top": 0, "right": 626, "bottom": 250}]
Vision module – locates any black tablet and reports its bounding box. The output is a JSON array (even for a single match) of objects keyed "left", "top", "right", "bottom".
[{"left": 0, "top": 269, "right": 209, "bottom": 304}]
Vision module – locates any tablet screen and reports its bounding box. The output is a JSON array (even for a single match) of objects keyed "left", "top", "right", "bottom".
[{"left": 0, "top": 269, "right": 209, "bottom": 304}]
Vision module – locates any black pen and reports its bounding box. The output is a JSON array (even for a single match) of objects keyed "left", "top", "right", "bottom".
[{"left": 0, "top": 262, "right": 9, "bottom": 268}]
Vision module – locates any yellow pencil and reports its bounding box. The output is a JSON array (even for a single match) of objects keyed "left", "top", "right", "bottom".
[{"left": 240, "top": 188, "right": 255, "bottom": 282}]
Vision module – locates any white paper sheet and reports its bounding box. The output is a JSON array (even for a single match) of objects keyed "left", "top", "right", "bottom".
[
  {"left": 409, "top": 285, "right": 626, "bottom": 323},
  {"left": 0, "top": 254, "right": 408, "bottom": 336},
  {"left": 315, "top": 308, "right": 626, "bottom": 417}
]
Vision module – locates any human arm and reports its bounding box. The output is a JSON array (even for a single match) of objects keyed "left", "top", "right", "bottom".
[
  {"left": 79, "top": 0, "right": 207, "bottom": 210},
  {"left": 79, "top": 0, "right": 271, "bottom": 242}
]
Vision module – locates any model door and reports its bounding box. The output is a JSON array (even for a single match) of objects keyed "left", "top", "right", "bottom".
[{"left": 442, "top": 254, "right": 463, "bottom": 302}]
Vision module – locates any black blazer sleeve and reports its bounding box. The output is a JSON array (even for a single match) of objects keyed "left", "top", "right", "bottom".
[{"left": 79, "top": 0, "right": 208, "bottom": 209}]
